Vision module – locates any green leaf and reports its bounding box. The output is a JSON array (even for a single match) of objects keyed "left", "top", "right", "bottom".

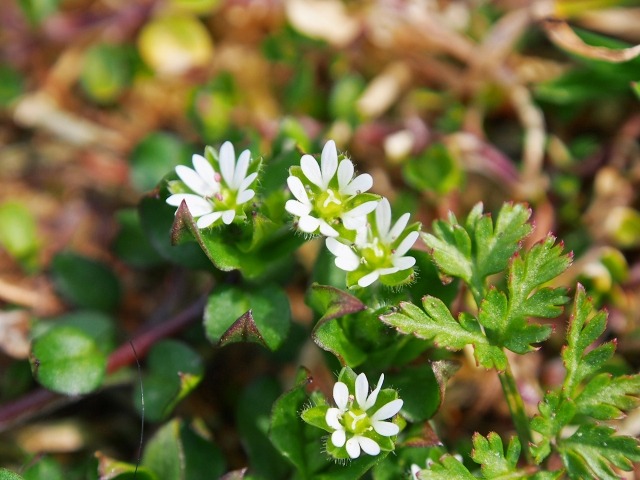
[
  {"left": 0, "top": 66, "right": 24, "bottom": 106},
  {"left": 50, "top": 251, "right": 121, "bottom": 312},
  {"left": 562, "top": 285, "right": 614, "bottom": 395},
  {"left": 30, "top": 325, "right": 107, "bottom": 395},
  {"left": 79, "top": 43, "right": 132, "bottom": 105},
  {"left": 530, "top": 390, "right": 577, "bottom": 463},
  {"left": 139, "top": 193, "right": 211, "bottom": 269},
  {"left": 22, "top": 456, "right": 63, "bottom": 480},
  {"left": 309, "top": 284, "right": 367, "bottom": 366},
  {"left": 417, "top": 455, "right": 476, "bottom": 480},
  {"left": 133, "top": 340, "right": 204, "bottom": 422},
  {"left": 236, "top": 377, "right": 290, "bottom": 479},
  {"left": 558, "top": 424, "right": 640, "bottom": 480},
  {"left": 0, "top": 201, "right": 39, "bottom": 267},
  {"left": 130, "top": 133, "right": 189, "bottom": 192},
  {"left": 204, "top": 284, "right": 290, "bottom": 351},
  {"left": 574, "top": 373, "right": 640, "bottom": 420},
  {"left": 403, "top": 142, "right": 464, "bottom": 195},
  {"left": 386, "top": 364, "right": 442, "bottom": 422},
  {"left": 471, "top": 432, "right": 522, "bottom": 478},
  {"left": 422, "top": 202, "right": 532, "bottom": 303},
  {"left": 142, "top": 419, "right": 225, "bottom": 480},
  {"left": 269, "top": 368, "right": 327, "bottom": 477},
  {"left": 0, "top": 469, "right": 24, "bottom": 480},
  {"left": 96, "top": 453, "right": 158, "bottom": 480},
  {"left": 37, "top": 310, "right": 117, "bottom": 355},
  {"left": 380, "top": 297, "right": 506, "bottom": 370},
  {"left": 113, "top": 209, "right": 164, "bottom": 268}
]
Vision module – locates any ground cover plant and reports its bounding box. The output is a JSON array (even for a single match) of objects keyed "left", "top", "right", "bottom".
[{"left": 0, "top": 0, "right": 639, "bottom": 479}]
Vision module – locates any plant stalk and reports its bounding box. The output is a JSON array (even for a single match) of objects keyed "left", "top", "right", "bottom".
[{"left": 498, "top": 357, "right": 533, "bottom": 463}]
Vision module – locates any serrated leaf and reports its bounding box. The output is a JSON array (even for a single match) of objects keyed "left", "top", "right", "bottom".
[
  {"left": 574, "top": 373, "right": 640, "bottom": 420},
  {"left": 381, "top": 297, "right": 505, "bottom": 369},
  {"left": 558, "top": 424, "right": 640, "bottom": 480},
  {"left": 417, "top": 455, "right": 476, "bottom": 479},
  {"left": 0, "top": 469, "right": 25, "bottom": 480},
  {"left": 530, "top": 391, "right": 577, "bottom": 463},
  {"left": 422, "top": 202, "right": 532, "bottom": 304},
  {"left": 562, "top": 285, "right": 613, "bottom": 394},
  {"left": 471, "top": 432, "right": 521, "bottom": 478}
]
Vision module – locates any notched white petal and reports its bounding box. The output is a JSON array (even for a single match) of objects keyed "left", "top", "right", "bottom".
[
  {"left": 372, "top": 420, "right": 399, "bottom": 437},
  {"left": 392, "top": 256, "right": 416, "bottom": 271},
  {"left": 331, "top": 429, "right": 346, "bottom": 448},
  {"left": 285, "top": 200, "right": 312, "bottom": 217},
  {"left": 219, "top": 141, "right": 236, "bottom": 187},
  {"left": 376, "top": 198, "right": 392, "bottom": 238},
  {"left": 300, "top": 154, "right": 323, "bottom": 188},
  {"left": 358, "top": 436, "right": 380, "bottom": 456},
  {"left": 342, "top": 173, "right": 373, "bottom": 196},
  {"left": 388, "top": 212, "right": 411, "bottom": 242},
  {"left": 197, "top": 211, "right": 222, "bottom": 229},
  {"left": 326, "top": 407, "right": 343, "bottom": 430},
  {"left": 346, "top": 437, "right": 361, "bottom": 459},
  {"left": 337, "top": 159, "right": 354, "bottom": 190},
  {"left": 371, "top": 399, "right": 403, "bottom": 420},
  {"left": 320, "top": 140, "right": 338, "bottom": 187},
  {"left": 287, "top": 176, "right": 310, "bottom": 204},
  {"left": 221, "top": 210, "right": 235, "bottom": 225},
  {"left": 355, "top": 373, "right": 369, "bottom": 409},
  {"left": 364, "top": 374, "right": 384, "bottom": 410},
  {"left": 358, "top": 271, "right": 380, "bottom": 287},
  {"left": 319, "top": 221, "right": 339, "bottom": 237},
  {"left": 233, "top": 149, "right": 251, "bottom": 189},
  {"left": 395, "top": 231, "right": 419, "bottom": 256},
  {"left": 298, "top": 215, "right": 320, "bottom": 233},
  {"left": 236, "top": 189, "right": 255, "bottom": 205},
  {"left": 333, "top": 381, "right": 349, "bottom": 410}
]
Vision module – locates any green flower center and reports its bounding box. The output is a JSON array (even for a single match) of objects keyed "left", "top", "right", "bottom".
[
  {"left": 343, "top": 408, "right": 372, "bottom": 435},
  {"left": 314, "top": 188, "right": 344, "bottom": 219},
  {"left": 360, "top": 237, "right": 393, "bottom": 270}
]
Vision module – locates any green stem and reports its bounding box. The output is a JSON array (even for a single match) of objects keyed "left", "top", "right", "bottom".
[{"left": 498, "top": 357, "right": 533, "bottom": 463}]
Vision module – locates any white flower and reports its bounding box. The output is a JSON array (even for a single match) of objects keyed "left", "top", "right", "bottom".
[
  {"left": 166, "top": 142, "right": 258, "bottom": 228},
  {"left": 285, "top": 140, "right": 377, "bottom": 237},
  {"left": 356, "top": 199, "right": 419, "bottom": 287},
  {"left": 325, "top": 198, "right": 419, "bottom": 287},
  {"left": 325, "top": 372, "right": 403, "bottom": 459}
]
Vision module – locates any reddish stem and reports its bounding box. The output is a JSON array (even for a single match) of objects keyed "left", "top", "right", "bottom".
[{"left": 0, "top": 296, "right": 206, "bottom": 432}]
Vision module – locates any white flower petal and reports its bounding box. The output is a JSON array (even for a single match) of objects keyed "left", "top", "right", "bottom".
[
  {"left": 326, "top": 238, "right": 360, "bottom": 271},
  {"left": 221, "top": 210, "right": 235, "bottom": 225},
  {"left": 395, "top": 231, "right": 419, "bottom": 256},
  {"left": 287, "top": 176, "right": 310, "bottom": 204},
  {"left": 346, "top": 437, "right": 361, "bottom": 459},
  {"left": 326, "top": 408, "right": 343, "bottom": 430},
  {"left": 175, "top": 165, "right": 215, "bottom": 197},
  {"left": 320, "top": 140, "right": 338, "bottom": 188},
  {"left": 357, "top": 436, "right": 381, "bottom": 456},
  {"left": 196, "top": 211, "right": 222, "bottom": 229},
  {"left": 341, "top": 173, "right": 373, "bottom": 196},
  {"left": 372, "top": 420, "right": 399, "bottom": 436},
  {"left": 388, "top": 213, "right": 411, "bottom": 242},
  {"left": 236, "top": 189, "right": 255, "bottom": 205},
  {"left": 331, "top": 429, "right": 346, "bottom": 448},
  {"left": 166, "top": 194, "right": 213, "bottom": 217},
  {"left": 377, "top": 266, "right": 400, "bottom": 276},
  {"left": 239, "top": 172, "right": 258, "bottom": 193},
  {"left": 219, "top": 141, "right": 236, "bottom": 187},
  {"left": 342, "top": 201, "right": 378, "bottom": 230},
  {"left": 364, "top": 374, "right": 384, "bottom": 410},
  {"left": 376, "top": 198, "right": 392, "bottom": 238},
  {"left": 298, "top": 215, "right": 320, "bottom": 233},
  {"left": 300, "top": 154, "right": 323, "bottom": 188},
  {"left": 337, "top": 159, "right": 354, "bottom": 192},
  {"left": 358, "top": 271, "right": 380, "bottom": 287},
  {"left": 319, "top": 221, "right": 339, "bottom": 237},
  {"left": 191, "top": 154, "right": 217, "bottom": 192},
  {"left": 371, "top": 399, "right": 403, "bottom": 421},
  {"left": 410, "top": 464, "right": 421, "bottom": 480},
  {"left": 333, "top": 381, "right": 349, "bottom": 410},
  {"left": 285, "top": 200, "right": 312, "bottom": 217},
  {"left": 392, "top": 256, "right": 416, "bottom": 271},
  {"left": 232, "top": 149, "right": 251, "bottom": 189},
  {"left": 355, "top": 373, "right": 369, "bottom": 409}
]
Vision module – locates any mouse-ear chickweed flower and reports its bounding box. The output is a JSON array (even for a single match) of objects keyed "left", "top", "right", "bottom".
[
  {"left": 326, "top": 198, "right": 420, "bottom": 288},
  {"left": 285, "top": 140, "right": 378, "bottom": 239},
  {"left": 302, "top": 369, "right": 403, "bottom": 461},
  {"left": 166, "top": 141, "right": 260, "bottom": 228}
]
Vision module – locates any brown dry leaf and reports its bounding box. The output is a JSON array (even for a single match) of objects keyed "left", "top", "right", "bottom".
[
  {"left": 0, "top": 309, "right": 30, "bottom": 359},
  {"left": 542, "top": 18, "right": 640, "bottom": 62}
]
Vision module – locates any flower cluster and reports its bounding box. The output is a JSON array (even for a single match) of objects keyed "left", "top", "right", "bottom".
[
  {"left": 286, "top": 140, "right": 420, "bottom": 287},
  {"left": 166, "top": 142, "right": 259, "bottom": 228},
  {"left": 302, "top": 369, "right": 403, "bottom": 460}
]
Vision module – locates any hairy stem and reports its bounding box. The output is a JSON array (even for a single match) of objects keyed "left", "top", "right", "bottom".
[{"left": 498, "top": 358, "right": 533, "bottom": 463}]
